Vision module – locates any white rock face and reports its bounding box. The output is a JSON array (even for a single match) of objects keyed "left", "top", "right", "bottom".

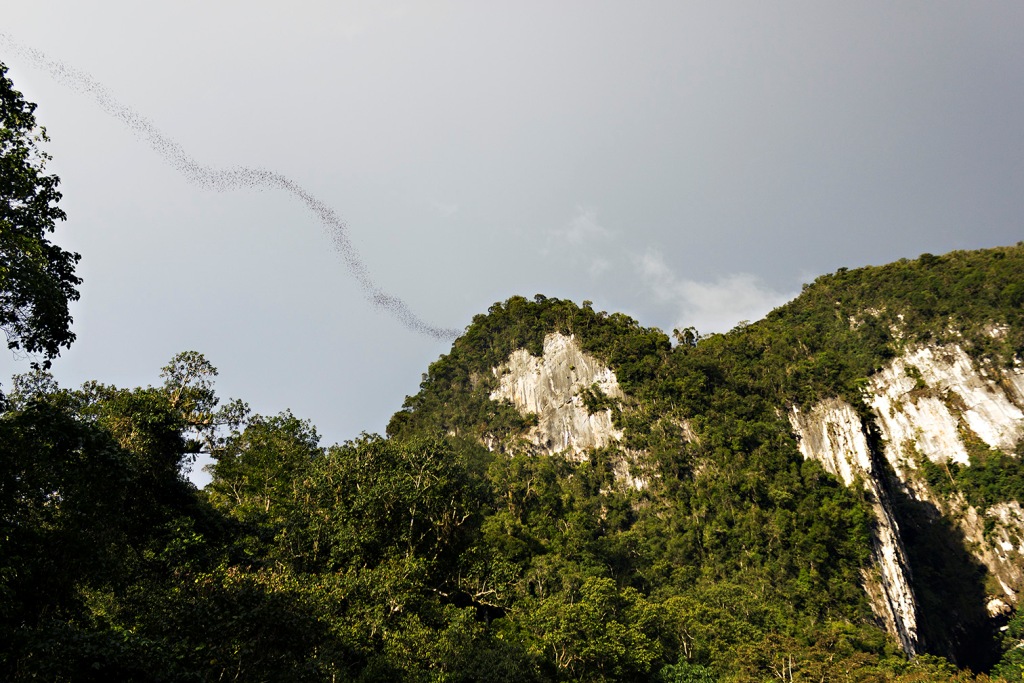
[
  {"left": 490, "top": 332, "right": 624, "bottom": 458},
  {"left": 789, "top": 399, "right": 920, "bottom": 655},
  {"left": 790, "top": 342, "right": 1024, "bottom": 654},
  {"left": 867, "top": 345, "right": 1023, "bottom": 486},
  {"left": 909, "top": 346, "right": 1024, "bottom": 451},
  {"left": 867, "top": 356, "right": 969, "bottom": 478},
  {"left": 789, "top": 399, "right": 874, "bottom": 487},
  {"left": 988, "top": 597, "right": 1012, "bottom": 618}
]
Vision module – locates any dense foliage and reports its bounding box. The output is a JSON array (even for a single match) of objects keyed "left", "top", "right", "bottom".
[
  {"left": 0, "top": 60, "right": 81, "bottom": 370},
  {"left": 0, "top": 359, "right": 974, "bottom": 681}
]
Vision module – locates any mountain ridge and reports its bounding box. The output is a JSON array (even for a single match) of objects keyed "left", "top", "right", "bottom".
[
  {"left": 388, "top": 242, "right": 1024, "bottom": 673},
  {"left": 6, "top": 243, "right": 1024, "bottom": 681}
]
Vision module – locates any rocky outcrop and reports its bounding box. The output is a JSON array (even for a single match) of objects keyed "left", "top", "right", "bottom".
[
  {"left": 490, "top": 332, "right": 624, "bottom": 459},
  {"left": 868, "top": 345, "right": 1023, "bottom": 475},
  {"left": 789, "top": 399, "right": 920, "bottom": 655},
  {"left": 960, "top": 500, "right": 1024, "bottom": 607},
  {"left": 789, "top": 342, "right": 1024, "bottom": 654}
]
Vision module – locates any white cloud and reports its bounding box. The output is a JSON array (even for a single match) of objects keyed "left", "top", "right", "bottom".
[
  {"left": 636, "top": 249, "right": 797, "bottom": 335},
  {"left": 562, "top": 206, "right": 612, "bottom": 244},
  {"left": 545, "top": 206, "right": 613, "bottom": 251},
  {"left": 541, "top": 207, "right": 616, "bottom": 277}
]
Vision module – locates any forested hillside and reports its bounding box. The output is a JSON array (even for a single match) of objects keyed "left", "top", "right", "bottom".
[
  {"left": 4, "top": 243, "right": 1024, "bottom": 681},
  {"left": 6, "top": 49, "right": 1024, "bottom": 683}
]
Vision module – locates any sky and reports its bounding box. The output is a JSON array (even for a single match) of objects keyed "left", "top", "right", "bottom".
[{"left": 2, "top": 3, "right": 1023, "bottom": 485}]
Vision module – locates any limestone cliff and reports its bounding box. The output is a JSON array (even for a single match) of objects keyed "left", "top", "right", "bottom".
[
  {"left": 489, "top": 332, "right": 624, "bottom": 459},
  {"left": 789, "top": 399, "right": 921, "bottom": 654},
  {"left": 488, "top": 332, "right": 649, "bottom": 488},
  {"left": 790, "top": 342, "right": 1024, "bottom": 653}
]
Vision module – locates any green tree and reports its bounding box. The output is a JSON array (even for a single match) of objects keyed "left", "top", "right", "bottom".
[
  {"left": 0, "top": 61, "right": 81, "bottom": 371},
  {"left": 530, "top": 577, "right": 660, "bottom": 682},
  {"left": 297, "top": 436, "right": 480, "bottom": 573},
  {"left": 208, "top": 411, "right": 321, "bottom": 521}
]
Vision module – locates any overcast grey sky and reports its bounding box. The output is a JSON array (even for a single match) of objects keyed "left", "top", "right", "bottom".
[{"left": 3, "top": 3, "right": 1023, "bottom": 483}]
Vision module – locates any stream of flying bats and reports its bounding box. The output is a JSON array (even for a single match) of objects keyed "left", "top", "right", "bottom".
[{"left": 0, "top": 35, "right": 462, "bottom": 341}]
